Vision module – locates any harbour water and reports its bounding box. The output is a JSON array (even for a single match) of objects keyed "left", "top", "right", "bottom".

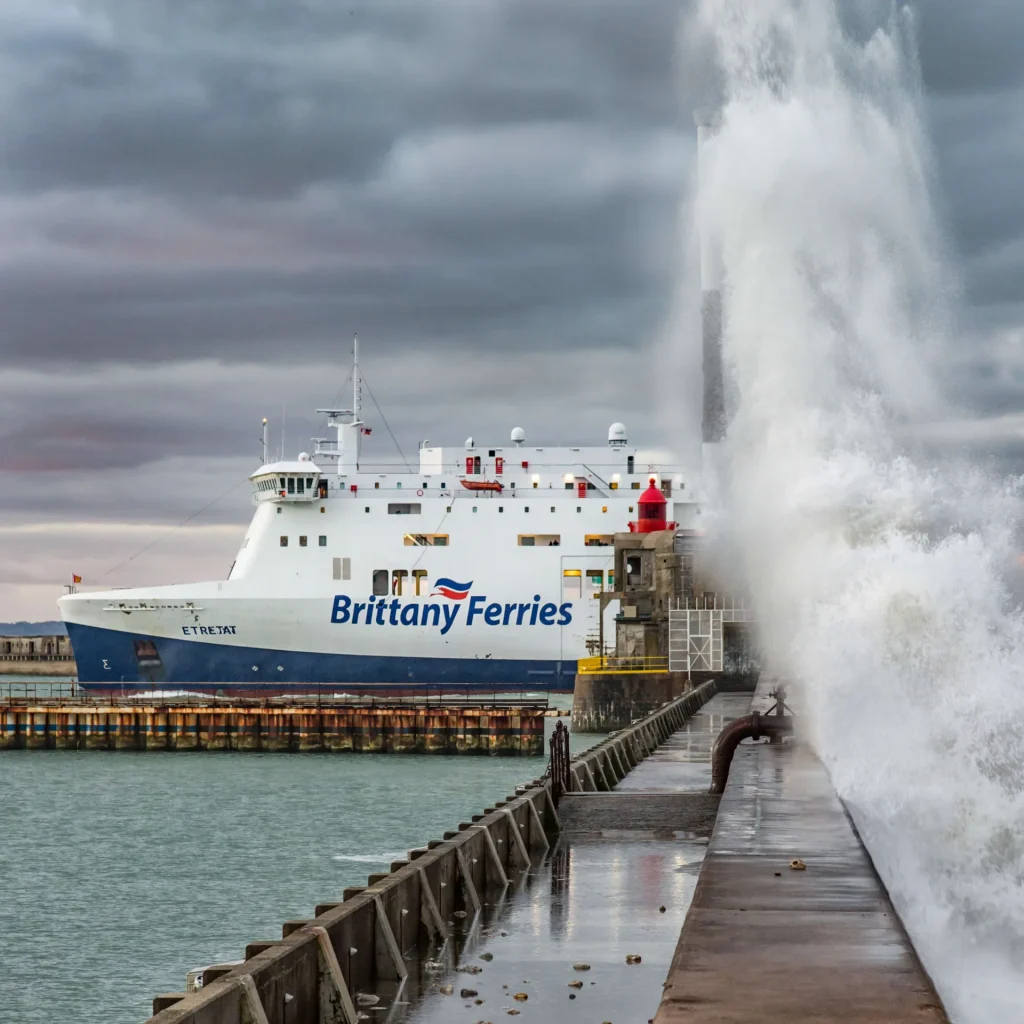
[{"left": 0, "top": 691, "right": 590, "bottom": 1024}]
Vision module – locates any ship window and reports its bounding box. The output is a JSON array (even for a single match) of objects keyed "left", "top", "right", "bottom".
[
  {"left": 319, "top": 535, "right": 327, "bottom": 547},
  {"left": 441, "top": 482, "right": 447, "bottom": 489},
  {"left": 587, "top": 570, "right": 604, "bottom": 588},
  {"left": 296, "top": 477, "right": 304, "bottom": 495},
  {"left": 524, "top": 506, "right": 529, "bottom": 512},
  {"left": 374, "top": 482, "right": 380, "bottom": 489},
  {"left": 422, "top": 482, "right": 428, "bottom": 489},
  {"left": 565, "top": 482, "right": 573, "bottom": 490},
  {"left": 404, "top": 534, "right": 449, "bottom": 546},
  {"left": 392, "top": 569, "right": 408, "bottom": 596},
  {"left": 334, "top": 557, "right": 351, "bottom": 581},
  {"left": 412, "top": 569, "right": 429, "bottom": 595},
  {"left": 632, "top": 482, "right": 641, "bottom": 490},
  {"left": 397, "top": 481, "right": 402, "bottom": 488},
  {"left": 320, "top": 505, "right": 325, "bottom": 513},
  {"left": 472, "top": 506, "right": 477, "bottom": 513},
  {"left": 608, "top": 571, "right": 615, "bottom": 587},
  {"left": 365, "top": 507, "right": 370, "bottom": 513},
  {"left": 577, "top": 507, "right": 582, "bottom": 513},
  {"left": 551, "top": 507, "right": 555, "bottom": 513},
  {"left": 627, "top": 456, "right": 634, "bottom": 475},
  {"left": 519, "top": 534, "right": 560, "bottom": 547},
  {"left": 498, "top": 506, "right": 504, "bottom": 513},
  {"left": 332, "top": 557, "right": 341, "bottom": 580},
  {"left": 287, "top": 477, "right": 295, "bottom": 494},
  {"left": 280, "top": 536, "right": 288, "bottom": 547},
  {"left": 446, "top": 506, "right": 452, "bottom": 513},
  {"left": 277, "top": 507, "right": 282, "bottom": 514},
  {"left": 299, "top": 535, "right": 308, "bottom": 547},
  {"left": 585, "top": 534, "right": 614, "bottom": 547},
  {"left": 372, "top": 570, "right": 388, "bottom": 596},
  {"left": 562, "top": 569, "right": 582, "bottom": 600},
  {"left": 388, "top": 503, "right": 421, "bottom": 515}
]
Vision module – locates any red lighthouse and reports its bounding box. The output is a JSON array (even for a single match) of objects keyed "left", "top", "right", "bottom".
[{"left": 631, "top": 477, "right": 675, "bottom": 533}]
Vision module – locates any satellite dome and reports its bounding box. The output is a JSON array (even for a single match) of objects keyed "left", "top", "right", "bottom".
[
  {"left": 608, "top": 422, "right": 627, "bottom": 446},
  {"left": 510, "top": 427, "right": 526, "bottom": 445},
  {"left": 298, "top": 451, "right": 311, "bottom": 462},
  {"left": 465, "top": 436, "right": 475, "bottom": 450}
]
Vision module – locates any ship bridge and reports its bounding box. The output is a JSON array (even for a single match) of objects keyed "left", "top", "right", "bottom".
[{"left": 249, "top": 455, "right": 326, "bottom": 503}]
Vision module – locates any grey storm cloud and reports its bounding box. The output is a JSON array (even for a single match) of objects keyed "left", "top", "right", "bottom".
[{"left": 1, "top": 0, "right": 1024, "bottom": 614}]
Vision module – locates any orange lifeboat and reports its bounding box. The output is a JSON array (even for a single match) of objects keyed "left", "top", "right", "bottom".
[{"left": 459, "top": 479, "right": 504, "bottom": 493}]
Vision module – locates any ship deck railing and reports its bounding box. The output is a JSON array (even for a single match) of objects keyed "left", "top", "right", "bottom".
[{"left": 0, "top": 682, "right": 553, "bottom": 711}]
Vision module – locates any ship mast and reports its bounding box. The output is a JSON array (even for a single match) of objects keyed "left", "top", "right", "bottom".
[{"left": 353, "top": 333, "right": 361, "bottom": 423}]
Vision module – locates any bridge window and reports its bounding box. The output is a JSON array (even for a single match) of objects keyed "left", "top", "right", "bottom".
[
  {"left": 412, "top": 569, "right": 428, "bottom": 595},
  {"left": 307, "top": 477, "right": 314, "bottom": 489},
  {"left": 562, "top": 569, "right": 582, "bottom": 599},
  {"left": 296, "top": 477, "right": 304, "bottom": 495},
  {"left": 287, "top": 477, "right": 295, "bottom": 494},
  {"left": 404, "top": 534, "right": 449, "bottom": 546},
  {"left": 392, "top": 570, "right": 408, "bottom": 596},
  {"left": 372, "top": 569, "right": 388, "bottom": 596},
  {"left": 585, "top": 534, "right": 614, "bottom": 547},
  {"left": 279, "top": 477, "right": 286, "bottom": 491},
  {"left": 518, "top": 534, "right": 560, "bottom": 547},
  {"left": 280, "top": 536, "right": 288, "bottom": 547},
  {"left": 388, "top": 503, "right": 421, "bottom": 515}
]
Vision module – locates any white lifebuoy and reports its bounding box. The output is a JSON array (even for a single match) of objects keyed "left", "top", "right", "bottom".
[{"left": 416, "top": 489, "right": 424, "bottom": 496}]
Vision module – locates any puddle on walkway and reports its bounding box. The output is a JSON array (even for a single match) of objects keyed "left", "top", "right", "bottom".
[{"left": 367, "top": 836, "right": 706, "bottom": 1023}]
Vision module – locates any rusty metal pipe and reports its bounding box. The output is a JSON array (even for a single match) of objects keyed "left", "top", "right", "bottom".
[{"left": 709, "top": 712, "right": 793, "bottom": 795}]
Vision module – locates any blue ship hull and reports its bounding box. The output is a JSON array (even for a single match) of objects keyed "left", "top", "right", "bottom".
[{"left": 67, "top": 622, "right": 574, "bottom": 695}]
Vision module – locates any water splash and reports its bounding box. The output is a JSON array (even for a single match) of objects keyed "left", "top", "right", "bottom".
[{"left": 684, "top": 2, "right": 1024, "bottom": 1019}]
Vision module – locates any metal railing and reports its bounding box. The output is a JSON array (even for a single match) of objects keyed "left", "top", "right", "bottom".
[{"left": 576, "top": 655, "right": 670, "bottom": 675}]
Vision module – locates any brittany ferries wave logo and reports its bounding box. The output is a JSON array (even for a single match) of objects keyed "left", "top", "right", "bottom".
[
  {"left": 330, "top": 578, "right": 572, "bottom": 636},
  {"left": 431, "top": 578, "right": 472, "bottom": 600}
]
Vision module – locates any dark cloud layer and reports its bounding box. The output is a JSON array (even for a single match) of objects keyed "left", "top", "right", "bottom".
[{"left": 1, "top": 0, "right": 1023, "bottom": 615}]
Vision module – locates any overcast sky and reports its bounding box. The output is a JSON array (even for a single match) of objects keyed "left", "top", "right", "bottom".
[{"left": 1, "top": 0, "right": 1022, "bottom": 621}]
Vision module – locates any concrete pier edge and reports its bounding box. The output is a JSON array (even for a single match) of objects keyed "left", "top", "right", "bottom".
[
  {"left": 141, "top": 680, "right": 718, "bottom": 1022},
  {"left": 654, "top": 692, "right": 949, "bottom": 1023}
]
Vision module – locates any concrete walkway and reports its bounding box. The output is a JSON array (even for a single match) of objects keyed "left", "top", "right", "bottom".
[{"left": 655, "top": 692, "right": 949, "bottom": 1022}]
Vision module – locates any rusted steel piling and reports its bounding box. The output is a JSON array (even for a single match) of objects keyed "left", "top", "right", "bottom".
[{"left": 0, "top": 702, "right": 547, "bottom": 755}]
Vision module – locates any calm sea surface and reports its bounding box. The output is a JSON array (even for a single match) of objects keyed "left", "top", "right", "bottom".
[{"left": 1, "top": 697, "right": 594, "bottom": 1024}]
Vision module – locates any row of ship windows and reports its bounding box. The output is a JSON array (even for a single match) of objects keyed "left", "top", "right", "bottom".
[
  {"left": 258, "top": 476, "right": 320, "bottom": 494},
  {"left": 276, "top": 533, "right": 613, "bottom": 549},
  {"left": 369, "top": 568, "right": 615, "bottom": 597},
  {"left": 367, "top": 480, "right": 654, "bottom": 491}
]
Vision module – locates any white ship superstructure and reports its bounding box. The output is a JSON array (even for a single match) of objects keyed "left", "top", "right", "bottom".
[{"left": 60, "top": 347, "right": 695, "bottom": 693}]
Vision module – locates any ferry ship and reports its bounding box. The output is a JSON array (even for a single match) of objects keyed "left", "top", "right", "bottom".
[{"left": 59, "top": 346, "right": 697, "bottom": 694}]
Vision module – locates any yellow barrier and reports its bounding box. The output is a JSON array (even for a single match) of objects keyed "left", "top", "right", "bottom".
[{"left": 577, "top": 656, "right": 670, "bottom": 675}]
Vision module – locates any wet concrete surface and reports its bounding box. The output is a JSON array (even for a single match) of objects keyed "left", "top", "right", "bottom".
[
  {"left": 383, "top": 690, "right": 755, "bottom": 1023},
  {"left": 655, "top": 687, "right": 949, "bottom": 1023},
  {"left": 393, "top": 837, "right": 706, "bottom": 1024},
  {"left": 614, "top": 692, "right": 752, "bottom": 795}
]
